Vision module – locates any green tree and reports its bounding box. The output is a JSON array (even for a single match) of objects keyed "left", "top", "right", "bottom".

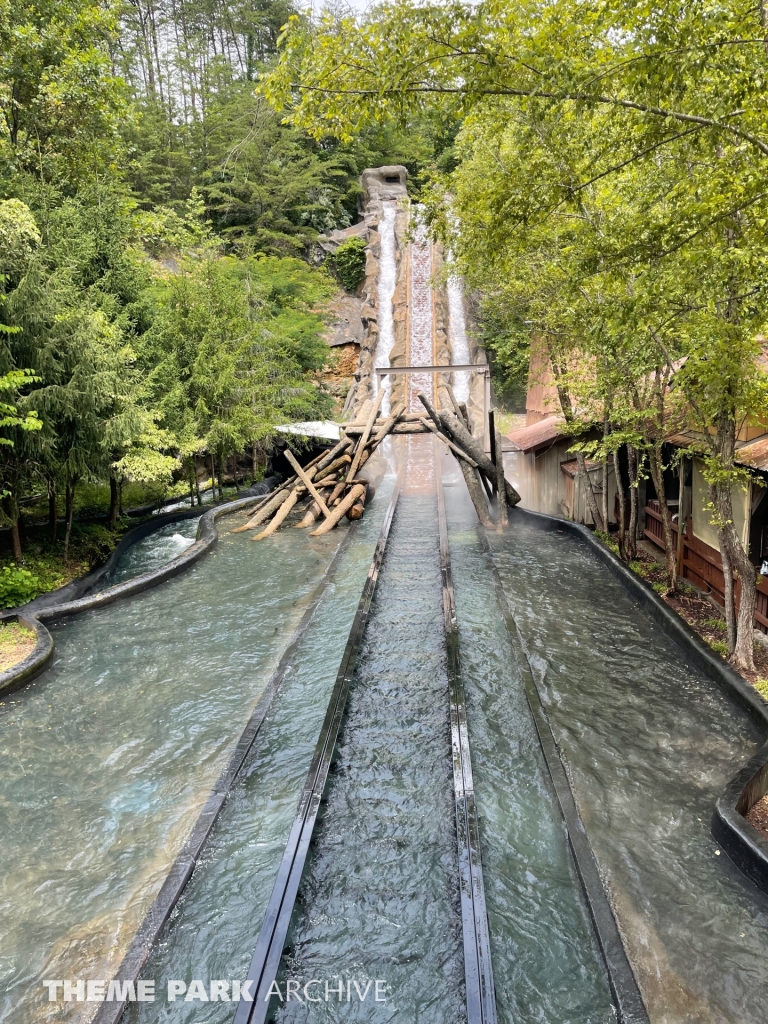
[{"left": 0, "top": 0, "right": 126, "bottom": 187}]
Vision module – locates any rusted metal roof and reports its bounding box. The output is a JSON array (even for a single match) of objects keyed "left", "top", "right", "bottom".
[
  {"left": 736, "top": 435, "right": 768, "bottom": 471},
  {"left": 506, "top": 414, "right": 567, "bottom": 453},
  {"left": 664, "top": 428, "right": 768, "bottom": 472}
]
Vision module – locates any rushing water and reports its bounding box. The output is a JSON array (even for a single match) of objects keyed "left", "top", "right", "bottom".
[
  {"left": 269, "top": 440, "right": 464, "bottom": 1024},
  {"left": 0, "top": 507, "right": 369, "bottom": 1024},
  {"left": 408, "top": 221, "right": 434, "bottom": 412},
  {"left": 92, "top": 519, "right": 200, "bottom": 591},
  {"left": 487, "top": 514, "right": 768, "bottom": 1024},
  {"left": 446, "top": 278, "right": 470, "bottom": 405},
  {"left": 127, "top": 466, "right": 399, "bottom": 1024},
  {"left": 373, "top": 202, "right": 397, "bottom": 417},
  {"left": 441, "top": 455, "right": 615, "bottom": 1024}
]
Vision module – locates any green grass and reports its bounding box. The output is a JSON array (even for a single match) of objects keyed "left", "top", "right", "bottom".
[
  {"left": 0, "top": 621, "right": 36, "bottom": 671},
  {"left": 701, "top": 617, "right": 727, "bottom": 633},
  {"left": 755, "top": 679, "right": 768, "bottom": 700},
  {"left": 708, "top": 638, "right": 730, "bottom": 656}
]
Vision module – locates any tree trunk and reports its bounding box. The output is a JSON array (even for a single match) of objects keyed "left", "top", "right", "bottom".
[
  {"left": 614, "top": 448, "right": 627, "bottom": 560},
  {"left": 627, "top": 445, "right": 639, "bottom": 561},
  {"left": 733, "top": 543, "right": 757, "bottom": 672},
  {"left": 252, "top": 442, "right": 259, "bottom": 482},
  {"left": 575, "top": 452, "right": 604, "bottom": 531},
  {"left": 109, "top": 473, "right": 119, "bottom": 527},
  {"left": 47, "top": 475, "right": 57, "bottom": 543},
  {"left": 64, "top": 480, "right": 76, "bottom": 563},
  {"left": 9, "top": 502, "right": 22, "bottom": 563},
  {"left": 210, "top": 454, "right": 216, "bottom": 499},
  {"left": 717, "top": 524, "right": 738, "bottom": 655},
  {"left": 601, "top": 418, "right": 609, "bottom": 531},
  {"left": 711, "top": 466, "right": 756, "bottom": 671},
  {"left": 648, "top": 444, "right": 677, "bottom": 590}
]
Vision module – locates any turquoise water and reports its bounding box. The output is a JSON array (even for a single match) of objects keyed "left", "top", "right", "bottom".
[
  {"left": 0, "top": 503, "right": 365, "bottom": 1024},
  {"left": 488, "top": 508, "right": 768, "bottom": 1024},
  {"left": 127, "top": 471, "right": 399, "bottom": 1024},
  {"left": 441, "top": 455, "right": 614, "bottom": 1024}
]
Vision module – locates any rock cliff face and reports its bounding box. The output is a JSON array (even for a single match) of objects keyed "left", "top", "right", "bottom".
[{"left": 321, "top": 164, "right": 484, "bottom": 424}]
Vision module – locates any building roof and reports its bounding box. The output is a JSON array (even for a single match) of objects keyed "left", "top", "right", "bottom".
[
  {"left": 664, "top": 428, "right": 768, "bottom": 473},
  {"left": 736, "top": 435, "right": 768, "bottom": 471},
  {"left": 275, "top": 420, "right": 341, "bottom": 441},
  {"left": 506, "top": 415, "right": 567, "bottom": 453}
]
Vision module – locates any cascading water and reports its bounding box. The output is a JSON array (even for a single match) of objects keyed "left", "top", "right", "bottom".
[
  {"left": 372, "top": 202, "right": 397, "bottom": 416},
  {"left": 447, "top": 275, "right": 471, "bottom": 404},
  {"left": 408, "top": 220, "right": 434, "bottom": 411}
]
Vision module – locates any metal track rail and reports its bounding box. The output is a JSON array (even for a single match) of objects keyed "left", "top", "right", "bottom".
[
  {"left": 94, "top": 523, "right": 359, "bottom": 1024},
  {"left": 436, "top": 455, "right": 498, "bottom": 1024},
  {"left": 475, "top": 526, "right": 650, "bottom": 1024},
  {"left": 233, "top": 468, "right": 403, "bottom": 1024}
]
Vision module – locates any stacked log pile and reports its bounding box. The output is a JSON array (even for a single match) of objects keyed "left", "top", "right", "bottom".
[
  {"left": 234, "top": 393, "right": 416, "bottom": 539},
  {"left": 234, "top": 385, "right": 521, "bottom": 541}
]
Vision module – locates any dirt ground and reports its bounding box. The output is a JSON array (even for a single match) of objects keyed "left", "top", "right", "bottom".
[
  {"left": 746, "top": 795, "right": 768, "bottom": 841},
  {"left": 630, "top": 542, "right": 768, "bottom": 681},
  {"left": 0, "top": 621, "right": 37, "bottom": 674}
]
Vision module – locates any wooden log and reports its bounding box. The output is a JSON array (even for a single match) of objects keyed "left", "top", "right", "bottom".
[
  {"left": 439, "top": 407, "right": 521, "bottom": 507},
  {"left": 328, "top": 393, "right": 383, "bottom": 507},
  {"left": 459, "top": 402, "right": 471, "bottom": 431},
  {"left": 495, "top": 426, "right": 508, "bottom": 527},
  {"left": 420, "top": 416, "right": 478, "bottom": 467},
  {"left": 391, "top": 421, "right": 429, "bottom": 433},
  {"left": 346, "top": 483, "right": 368, "bottom": 521},
  {"left": 285, "top": 450, "right": 331, "bottom": 519},
  {"left": 369, "top": 402, "right": 406, "bottom": 446},
  {"left": 310, "top": 484, "right": 366, "bottom": 535},
  {"left": 416, "top": 391, "right": 442, "bottom": 432},
  {"left": 458, "top": 456, "right": 493, "bottom": 527},
  {"left": 232, "top": 482, "right": 294, "bottom": 532},
  {"left": 315, "top": 454, "right": 350, "bottom": 482},
  {"left": 314, "top": 436, "right": 352, "bottom": 473},
  {"left": 443, "top": 383, "right": 466, "bottom": 424},
  {"left": 296, "top": 499, "right": 321, "bottom": 528},
  {"left": 251, "top": 488, "right": 300, "bottom": 539},
  {"left": 347, "top": 388, "right": 384, "bottom": 481}
]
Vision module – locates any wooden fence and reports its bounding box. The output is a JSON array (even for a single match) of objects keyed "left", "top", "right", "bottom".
[{"left": 644, "top": 501, "right": 768, "bottom": 632}]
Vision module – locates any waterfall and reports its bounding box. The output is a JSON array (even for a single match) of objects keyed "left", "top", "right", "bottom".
[
  {"left": 373, "top": 201, "right": 397, "bottom": 415},
  {"left": 408, "top": 219, "right": 434, "bottom": 410},
  {"left": 447, "top": 275, "right": 470, "bottom": 404}
]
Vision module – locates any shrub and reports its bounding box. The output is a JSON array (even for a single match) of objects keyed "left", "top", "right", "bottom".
[
  {"left": 0, "top": 565, "right": 41, "bottom": 608},
  {"left": 331, "top": 237, "right": 367, "bottom": 291}
]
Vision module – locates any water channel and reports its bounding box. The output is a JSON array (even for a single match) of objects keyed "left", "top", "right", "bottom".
[
  {"left": 3, "top": 193, "right": 768, "bottom": 1024},
  {"left": 0, "top": 501, "right": 390, "bottom": 1024}
]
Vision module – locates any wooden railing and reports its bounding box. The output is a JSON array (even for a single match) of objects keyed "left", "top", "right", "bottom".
[{"left": 644, "top": 504, "right": 768, "bottom": 633}]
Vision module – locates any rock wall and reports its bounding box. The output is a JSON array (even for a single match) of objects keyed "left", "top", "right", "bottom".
[{"left": 322, "top": 164, "right": 486, "bottom": 425}]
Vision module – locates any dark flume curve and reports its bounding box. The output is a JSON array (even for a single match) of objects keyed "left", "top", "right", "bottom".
[{"left": 507, "top": 504, "right": 768, "bottom": 904}]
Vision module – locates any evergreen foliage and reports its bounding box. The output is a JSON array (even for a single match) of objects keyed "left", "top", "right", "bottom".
[{"left": 330, "top": 237, "right": 367, "bottom": 291}]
